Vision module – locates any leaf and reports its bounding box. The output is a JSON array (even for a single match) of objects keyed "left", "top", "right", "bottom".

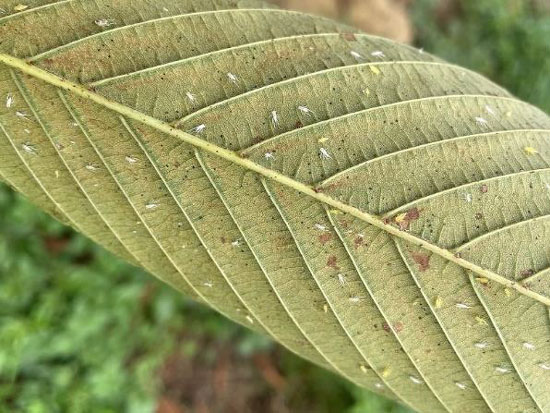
[{"left": 1, "top": 1, "right": 550, "bottom": 411}]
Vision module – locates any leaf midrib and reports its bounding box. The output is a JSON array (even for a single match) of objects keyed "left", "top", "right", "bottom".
[{"left": 2, "top": 52, "right": 548, "bottom": 306}]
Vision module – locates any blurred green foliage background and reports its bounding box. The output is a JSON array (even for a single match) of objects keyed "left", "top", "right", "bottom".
[{"left": 1, "top": 1, "right": 549, "bottom": 411}]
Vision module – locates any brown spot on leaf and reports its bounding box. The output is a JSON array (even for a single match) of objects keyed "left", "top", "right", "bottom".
[
  {"left": 393, "top": 321, "right": 404, "bottom": 333},
  {"left": 480, "top": 184, "right": 489, "bottom": 193},
  {"left": 326, "top": 255, "right": 339, "bottom": 270},
  {"left": 411, "top": 252, "right": 430, "bottom": 272},
  {"left": 354, "top": 236, "right": 364, "bottom": 249},
  {"left": 395, "top": 207, "right": 421, "bottom": 230},
  {"left": 520, "top": 269, "right": 535, "bottom": 278},
  {"left": 319, "top": 233, "right": 332, "bottom": 245},
  {"left": 475, "top": 212, "right": 483, "bottom": 220},
  {"left": 295, "top": 121, "right": 303, "bottom": 129},
  {"left": 341, "top": 32, "right": 358, "bottom": 41}
]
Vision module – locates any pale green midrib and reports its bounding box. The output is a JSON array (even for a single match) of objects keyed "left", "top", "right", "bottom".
[
  {"left": 175, "top": 62, "right": 510, "bottom": 127},
  {"left": 56, "top": 88, "right": 200, "bottom": 296},
  {"left": 327, "top": 208, "right": 455, "bottom": 413},
  {"left": 382, "top": 167, "right": 550, "bottom": 221},
  {"left": 261, "top": 177, "right": 418, "bottom": 409},
  {"left": 27, "top": 8, "right": 330, "bottom": 62},
  {"left": 320, "top": 130, "right": 550, "bottom": 188},
  {"left": 8, "top": 68, "right": 139, "bottom": 265},
  {"left": 0, "top": 0, "right": 73, "bottom": 24},
  {"left": 392, "top": 239, "right": 497, "bottom": 413},
  {"left": 468, "top": 274, "right": 545, "bottom": 412},
  {"left": 1, "top": 53, "right": 548, "bottom": 307},
  {"left": 0, "top": 120, "right": 83, "bottom": 233},
  {"left": 195, "top": 150, "right": 354, "bottom": 376},
  {"left": 240, "top": 94, "right": 533, "bottom": 157}
]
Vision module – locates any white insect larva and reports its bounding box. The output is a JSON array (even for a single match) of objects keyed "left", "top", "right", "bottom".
[
  {"left": 360, "top": 365, "right": 368, "bottom": 374},
  {"left": 523, "top": 342, "right": 536, "bottom": 351},
  {"left": 409, "top": 376, "right": 423, "bottom": 385},
  {"left": 374, "top": 383, "right": 384, "bottom": 389},
  {"left": 246, "top": 315, "right": 254, "bottom": 324},
  {"left": 546, "top": 183, "right": 550, "bottom": 191},
  {"left": 6, "top": 93, "right": 14, "bottom": 108},
  {"left": 463, "top": 193, "right": 473, "bottom": 203},
  {"left": 203, "top": 282, "right": 213, "bottom": 288},
  {"left": 186, "top": 92, "right": 196, "bottom": 103},
  {"left": 349, "top": 296, "right": 361, "bottom": 303},
  {"left": 190, "top": 124, "right": 206, "bottom": 134},
  {"left": 94, "top": 18, "right": 115, "bottom": 27},
  {"left": 264, "top": 152, "right": 275, "bottom": 160},
  {"left": 455, "top": 382, "right": 467, "bottom": 390},
  {"left": 495, "top": 366, "right": 511, "bottom": 374},
  {"left": 85, "top": 164, "right": 99, "bottom": 171},
  {"left": 231, "top": 239, "right": 241, "bottom": 247},
  {"left": 145, "top": 202, "right": 159, "bottom": 210},
  {"left": 314, "top": 223, "right": 328, "bottom": 231},
  {"left": 485, "top": 105, "right": 496, "bottom": 116},
  {"left": 15, "top": 110, "right": 30, "bottom": 120},
  {"left": 455, "top": 302, "right": 472, "bottom": 310},
  {"left": 538, "top": 363, "right": 550, "bottom": 371},
  {"left": 227, "top": 72, "right": 238, "bottom": 84},
  {"left": 21, "top": 143, "right": 36, "bottom": 154},
  {"left": 24, "top": 128, "right": 31, "bottom": 134},
  {"left": 319, "top": 147, "right": 332, "bottom": 160},
  {"left": 474, "top": 341, "right": 489, "bottom": 349},
  {"left": 270, "top": 110, "right": 279, "bottom": 128},
  {"left": 350, "top": 50, "right": 363, "bottom": 60},
  {"left": 475, "top": 116, "right": 488, "bottom": 127},
  {"left": 371, "top": 50, "right": 385, "bottom": 59},
  {"left": 298, "top": 105, "right": 314, "bottom": 115},
  {"left": 337, "top": 273, "right": 346, "bottom": 286},
  {"left": 125, "top": 156, "right": 138, "bottom": 164}
]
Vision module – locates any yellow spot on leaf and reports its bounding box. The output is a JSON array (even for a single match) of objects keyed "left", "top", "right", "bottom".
[
  {"left": 360, "top": 365, "right": 368, "bottom": 374},
  {"left": 504, "top": 288, "right": 512, "bottom": 297},
  {"left": 318, "top": 137, "right": 329, "bottom": 143},
  {"left": 382, "top": 367, "right": 391, "bottom": 378},
  {"left": 475, "top": 316, "right": 488, "bottom": 326},
  {"left": 14, "top": 4, "right": 29, "bottom": 11},
  {"left": 524, "top": 146, "right": 538, "bottom": 155},
  {"left": 394, "top": 213, "right": 408, "bottom": 224},
  {"left": 434, "top": 296, "right": 443, "bottom": 309},
  {"left": 323, "top": 304, "right": 328, "bottom": 313},
  {"left": 476, "top": 277, "right": 489, "bottom": 285},
  {"left": 364, "top": 88, "right": 371, "bottom": 96},
  {"left": 329, "top": 209, "right": 344, "bottom": 215},
  {"left": 369, "top": 65, "right": 381, "bottom": 75}
]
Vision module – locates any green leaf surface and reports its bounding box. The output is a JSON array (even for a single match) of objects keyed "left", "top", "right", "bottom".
[{"left": 1, "top": 1, "right": 549, "bottom": 411}]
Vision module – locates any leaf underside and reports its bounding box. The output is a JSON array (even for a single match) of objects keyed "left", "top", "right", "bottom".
[{"left": 1, "top": 1, "right": 550, "bottom": 411}]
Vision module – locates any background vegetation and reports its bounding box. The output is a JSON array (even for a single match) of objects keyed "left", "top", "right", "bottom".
[{"left": 1, "top": 1, "right": 549, "bottom": 411}]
